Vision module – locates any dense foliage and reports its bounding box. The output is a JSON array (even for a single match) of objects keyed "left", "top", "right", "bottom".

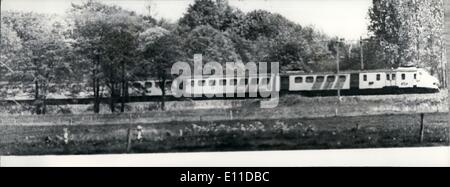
[
  {"left": 0, "top": 0, "right": 446, "bottom": 114},
  {"left": 368, "top": 0, "right": 446, "bottom": 84}
]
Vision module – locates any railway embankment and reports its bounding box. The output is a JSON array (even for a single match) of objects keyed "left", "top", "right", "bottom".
[{"left": 0, "top": 90, "right": 447, "bottom": 126}]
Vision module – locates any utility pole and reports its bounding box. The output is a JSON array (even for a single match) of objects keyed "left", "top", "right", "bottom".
[
  {"left": 334, "top": 40, "right": 341, "bottom": 117},
  {"left": 441, "top": 39, "right": 447, "bottom": 88},
  {"left": 336, "top": 39, "right": 342, "bottom": 99},
  {"left": 360, "top": 36, "right": 364, "bottom": 70}
]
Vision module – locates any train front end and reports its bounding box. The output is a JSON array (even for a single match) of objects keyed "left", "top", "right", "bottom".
[{"left": 416, "top": 68, "right": 440, "bottom": 91}]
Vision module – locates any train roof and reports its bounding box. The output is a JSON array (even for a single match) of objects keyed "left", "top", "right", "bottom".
[{"left": 282, "top": 67, "right": 423, "bottom": 76}]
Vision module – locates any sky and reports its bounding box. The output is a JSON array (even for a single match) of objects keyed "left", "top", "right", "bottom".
[{"left": 1, "top": 0, "right": 373, "bottom": 40}]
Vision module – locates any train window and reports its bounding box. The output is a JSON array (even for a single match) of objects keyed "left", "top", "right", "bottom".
[
  {"left": 166, "top": 81, "right": 172, "bottom": 86},
  {"left": 339, "top": 75, "right": 346, "bottom": 82},
  {"left": 191, "top": 80, "right": 195, "bottom": 87},
  {"left": 386, "top": 74, "right": 390, "bottom": 80},
  {"left": 376, "top": 74, "right": 381, "bottom": 81},
  {"left": 363, "top": 75, "right": 367, "bottom": 81},
  {"left": 250, "top": 78, "right": 258, "bottom": 85},
  {"left": 145, "top": 82, "right": 152, "bottom": 88},
  {"left": 49, "top": 85, "right": 57, "bottom": 93},
  {"left": 209, "top": 80, "right": 216, "bottom": 86},
  {"left": 414, "top": 74, "right": 417, "bottom": 79},
  {"left": 326, "top": 76, "right": 335, "bottom": 82},
  {"left": 392, "top": 74, "right": 396, "bottom": 80},
  {"left": 133, "top": 82, "right": 142, "bottom": 88},
  {"left": 239, "top": 79, "right": 247, "bottom": 85},
  {"left": 316, "top": 76, "right": 324, "bottom": 83},
  {"left": 230, "top": 79, "right": 237, "bottom": 85},
  {"left": 219, "top": 79, "right": 226, "bottom": 86},
  {"left": 179, "top": 82, "right": 184, "bottom": 90},
  {"left": 401, "top": 74, "right": 406, "bottom": 80},
  {"left": 306, "top": 76, "right": 314, "bottom": 83},
  {"left": 198, "top": 80, "right": 206, "bottom": 86},
  {"left": 295, "top": 77, "right": 303, "bottom": 83}
]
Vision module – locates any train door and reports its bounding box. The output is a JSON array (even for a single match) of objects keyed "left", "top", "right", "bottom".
[
  {"left": 350, "top": 73, "right": 359, "bottom": 90},
  {"left": 386, "top": 72, "right": 397, "bottom": 87},
  {"left": 385, "top": 72, "right": 392, "bottom": 87},
  {"left": 280, "top": 75, "right": 290, "bottom": 91}
]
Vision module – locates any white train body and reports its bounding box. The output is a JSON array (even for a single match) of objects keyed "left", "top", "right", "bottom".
[
  {"left": 286, "top": 67, "right": 439, "bottom": 92},
  {"left": 126, "top": 67, "right": 439, "bottom": 98},
  {"left": 183, "top": 74, "right": 280, "bottom": 97}
]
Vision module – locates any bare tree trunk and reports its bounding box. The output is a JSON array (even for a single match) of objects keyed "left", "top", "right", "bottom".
[
  {"left": 34, "top": 80, "right": 41, "bottom": 115},
  {"left": 42, "top": 95, "right": 46, "bottom": 115},
  {"left": 93, "top": 55, "right": 100, "bottom": 113},
  {"left": 110, "top": 83, "right": 115, "bottom": 113},
  {"left": 160, "top": 76, "right": 166, "bottom": 111},
  {"left": 120, "top": 61, "right": 125, "bottom": 113}
]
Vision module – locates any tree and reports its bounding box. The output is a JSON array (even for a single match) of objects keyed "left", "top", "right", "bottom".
[
  {"left": 178, "top": 0, "right": 244, "bottom": 33},
  {"left": 2, "top": 12, "right": 70, "bottom": 114},
  {"left": 0, "top": 22, "right": 22, "bottom": 81},
  {"left": 237, "top": 10, "right": 296, "bottom": 41},
  {"left": 139, "top": 27, "right": 183, "bottom": 110},
  {"left": 183, "top": 25, "right": 240, "bottom": 65},
  {"left": 69, "top": 0, "right": 146, "bottom": 113},
  {"left": 368, "top": 0, "right": 446, "bottom": 85}
]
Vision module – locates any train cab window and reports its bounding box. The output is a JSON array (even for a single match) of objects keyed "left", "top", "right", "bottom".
[
  {"left": 386, "top": 74, "right": 390, "bottom": 80},
  {"left": 198, "top": 80, "right": 206, "bottom": 86},
  {"left": 250, "top": 78, "right": 258, "bottom": 85},
  {"left": 166, "top": 81, "right": 172, "bottom": 86},
  {"left": 209, "top": 80, "right": 216, "bottom": 86},
  {"left": 145, "top": 82, "right": 153, "bottom": 88},
  {"left": 133, "top": 82, "right": 143, "bottom": 89},
  {"left": 339, "top": 75, "right": 346, "bottom": 82},
  {"left": 295, "top": 77, "right": 303, "bottom": 83},
  {"left": 219, "top": 79, "right": 226, "bottom": 86},
  {"left": 414, "top": 74, "right": 417, "bottom": 79},
  {"left": 392, "top": 74, "right": 396, "bottom": 80},
  {"left": 306, "top": 76, "right": 314, "bottom": 83},
  {"left": 376, "top": 74, "right": 381, "bottom": 81},
  {"left": 363, "top": 75, "right": 367, "bottom": 81},
  {"left": 401, "top": 74, "right": 406, "bottom": 80},
  {"left": 316, "top": 76, "right": 324, "bottom": 83},
  {"left": 326, "top": 76, "right": 335, "bottom": 82}
]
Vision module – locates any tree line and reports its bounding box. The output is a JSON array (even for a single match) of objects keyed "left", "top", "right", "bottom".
[{"left": 0, "top": 0, "right": 446, "bottom": 114}]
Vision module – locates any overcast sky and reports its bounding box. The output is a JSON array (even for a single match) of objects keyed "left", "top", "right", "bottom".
[{"left": 2, "top": 0, "right": 373, "bottom": 40}]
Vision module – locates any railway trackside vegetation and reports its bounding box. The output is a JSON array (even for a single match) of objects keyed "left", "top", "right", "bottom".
[{"left": 0, "top": 113, "right": 448, "bottom": 155}]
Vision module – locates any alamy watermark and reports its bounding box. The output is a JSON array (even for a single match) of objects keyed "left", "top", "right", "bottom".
[{"left": 171, "top": 54, "right": 279, "bottom": 108}]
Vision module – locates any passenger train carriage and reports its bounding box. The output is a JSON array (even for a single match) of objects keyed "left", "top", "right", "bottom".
[
  {"left": 128, "top": 67, "right": 439, "bottom": 98},
  {"left": 283, "top": 67, "right": 439, "bottom": 95}
]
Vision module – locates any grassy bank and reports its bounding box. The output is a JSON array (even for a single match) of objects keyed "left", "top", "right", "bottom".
[{"left": 0, "top": 112, "right": 448, "bottom": 155}]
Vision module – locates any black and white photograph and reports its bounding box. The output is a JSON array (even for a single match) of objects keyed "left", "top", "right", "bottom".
[{"left": 0, "top": 0, "right": 449, "bottom": 167}]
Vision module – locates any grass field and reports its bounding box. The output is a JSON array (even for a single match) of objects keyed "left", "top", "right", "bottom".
[{"left": 0, "top": 112, "right": 448, "bottom": 155}]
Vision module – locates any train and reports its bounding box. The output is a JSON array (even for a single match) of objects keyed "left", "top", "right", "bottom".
[
  {"left": 129, "top": 66, "right": 440, "bottom": 98},
  {"left": 0, "top": 66, "right": 441, "bottom": 104}
]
